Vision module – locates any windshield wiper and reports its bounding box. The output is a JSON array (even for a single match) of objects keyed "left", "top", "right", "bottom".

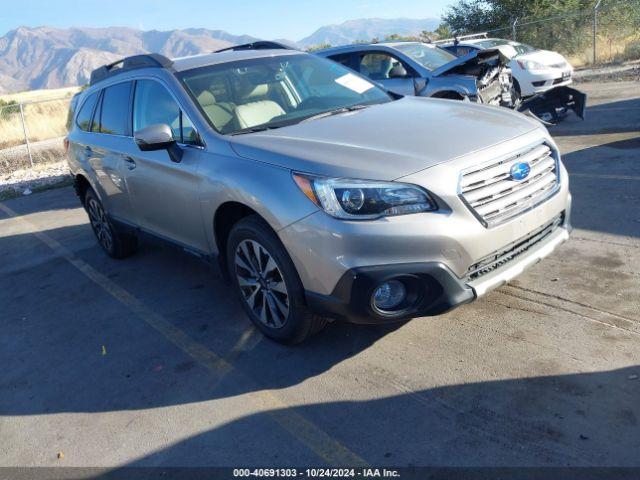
[
  {"left": 229, "top": 116, "right": 308, "bottom": 136},
  {"left": 300, "top": 104, "right": 370, "bottom": 124},
  {"left": 230, "top": 124, "right": 288, "bottom": 136}
]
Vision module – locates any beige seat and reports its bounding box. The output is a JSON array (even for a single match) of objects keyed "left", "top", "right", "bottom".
[
  {"left": 197, "top": 91, "right": 236, "bottom": 131},
  {"left": 234, "top": 84, "right": 286, "bottom": 129}
]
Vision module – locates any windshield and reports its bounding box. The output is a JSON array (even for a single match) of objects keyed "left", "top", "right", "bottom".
[
  {"left": 393, "top": 43, "right": 457, "bottom": 70},
  {"left": 179, "top": 54, "right": 391, "bottom": 135},
  {"left": 475, "top": 39, "right": 537, "bottom": 55}
]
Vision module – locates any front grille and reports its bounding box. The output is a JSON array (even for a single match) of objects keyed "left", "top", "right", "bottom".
[
  {"left": 466, "top": 213, "right": 564, "bottom": 282},
  {"left": 459, "top": 142, "right": 560, "bottom": 227},
  {"left": 549, "top": 62, "right": 568, "bottom": 69}
]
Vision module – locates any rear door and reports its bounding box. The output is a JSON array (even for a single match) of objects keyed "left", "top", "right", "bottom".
[
  {"left": 87, "top": 81, "right": 138, "bottom": 225},
  {"left": 125, "top": 78, "right": 208, "bottom": 251}
]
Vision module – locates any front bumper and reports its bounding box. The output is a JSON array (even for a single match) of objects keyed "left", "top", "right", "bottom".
[
  {"left": 519, "top": 70, "right": 573, "bottom": 96},
  {"left": 304, "top": 215, "right": 570, "bottom": 324},
  {"left": 306, "top": 262, "right": 475, "bottom": 324},
  {"left": 518, "top": 86, "right": 587, "bottom": 124}
]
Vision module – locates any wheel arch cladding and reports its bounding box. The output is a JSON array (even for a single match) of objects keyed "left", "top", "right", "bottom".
[
  {"left": 74, "top": 174, "right": 92, "bottom": 203},
  {"left": 214, "top": 202, "right": 270, "bottom": 278}
]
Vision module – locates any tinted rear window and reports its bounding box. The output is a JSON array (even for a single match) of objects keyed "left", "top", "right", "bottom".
[
  {"left": 66, "top": 94, "right": 80, "bottom": 131},
  {"left": 97, "top": 82, "right": 132, "bottom": 135},
  {"left": 75, "top": 92, "right": 99, "bottom": 131}
]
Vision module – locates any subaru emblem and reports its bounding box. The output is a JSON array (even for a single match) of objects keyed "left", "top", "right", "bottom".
[{"left": 510, "top": 162, "right": 531, "bottom": 181}]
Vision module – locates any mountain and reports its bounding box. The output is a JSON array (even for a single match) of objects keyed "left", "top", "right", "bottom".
[
  {"left": 0, "top": 18, "right": 443, "bottom": 93},
  {"left": 298, "top": 17, "right": 440, "bottom": 48},
  {"left": 0, "top": 26, "right": 259, "bottom": 92}
]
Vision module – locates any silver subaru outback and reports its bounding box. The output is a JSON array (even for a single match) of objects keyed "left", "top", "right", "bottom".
[{"left": 66, "top": 42, "right": 571, "bottom": 344}]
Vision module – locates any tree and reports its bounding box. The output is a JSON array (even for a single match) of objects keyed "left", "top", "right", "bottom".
[
  {"left": 434, "top": 23, "right": 453, "bottom": 40},
  {"left": 440, "top": 0, "right": 639, "bottom": 55},
  {"left": 306, "top": 43, "right": 332, "bottom": 52},
  {"left": 443, "top": 0, "right": 594, "bottom": 34},
  {"left": 420, "top": 30, "right": 436, "bottom": 42}
]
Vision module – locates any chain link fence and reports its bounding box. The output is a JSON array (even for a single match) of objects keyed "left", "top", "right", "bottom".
[
  {"left": 0, "top": 96, "right": 72, "bottom": 173},
  {"left": 480, "top": 0, "right": 640, "bottom": 66}
]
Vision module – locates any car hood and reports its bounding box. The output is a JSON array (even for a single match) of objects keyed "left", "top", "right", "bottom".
[
  {"left": 430, "top": 47, "right": 511, "bottom": 77},
  {"left": 229, "top": 96, "right": 541, "bottom": 181},
  {"left": 517, "top": 49, "right": 570, "bottom": 68}
]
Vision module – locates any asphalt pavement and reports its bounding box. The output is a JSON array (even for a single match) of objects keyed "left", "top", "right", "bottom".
[{"left": 1, "top": 81, "right": 639, "bottom": 468}]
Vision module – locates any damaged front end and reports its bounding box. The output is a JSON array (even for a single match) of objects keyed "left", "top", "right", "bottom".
[
  {"left": 432, "top": 48, "right": 514, "bottom": 107},
  {"left": 517, "top": 86, "right": 587, "bottom": 125}
]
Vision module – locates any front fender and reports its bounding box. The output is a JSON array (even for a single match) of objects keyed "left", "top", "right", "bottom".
[
  {"left": 422, "top": 76, "right": 477, "bottom": 99},
  {"left": 197, "top": 150, "right": 319, "bottom": 255}
]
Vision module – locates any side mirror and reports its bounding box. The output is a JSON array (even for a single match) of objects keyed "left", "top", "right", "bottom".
[
  {"left": 389, "top": 64, "right": 408, "bottom": 78},
  {"left": 134, "top": 124, "right": 182, "bottom": 163}
]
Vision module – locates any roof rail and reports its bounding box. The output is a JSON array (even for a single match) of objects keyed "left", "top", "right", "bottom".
[
  {"left": 433, "top": 32, "right": 489, "bottom": 45},
  {"left": 214, "top": 41, "right": 297, "bottom": 53},
  {"left": 89, "top": 53, "right": 174, "bottom": 86}
]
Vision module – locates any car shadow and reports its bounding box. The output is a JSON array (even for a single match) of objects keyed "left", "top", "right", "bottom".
[
  {"left": 99, "top": 366, "right": 640, "bottom": 467},
  {"left": 550, "top": 96, "right": 640, "bottom": 137},
  {"left": 560, "top": 134, "right": 640, "bottom": 238},
  {"left": 0, "top": 216, "right": 405, "bottom": 419}
]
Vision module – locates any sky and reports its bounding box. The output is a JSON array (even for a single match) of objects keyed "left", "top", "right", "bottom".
[{"left": 0, "top": 0, "right": 451, "bottom": 40}]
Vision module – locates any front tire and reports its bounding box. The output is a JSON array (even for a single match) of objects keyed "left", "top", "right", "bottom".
[
  {"left": 85, "top": 188, "right": 137, "bottom": 259},
  {"left": 226, "top": 215, "right": 327, "bottom": 344},
  {"left": 511, "top": 78, "right": 522, "bottom": 108}
]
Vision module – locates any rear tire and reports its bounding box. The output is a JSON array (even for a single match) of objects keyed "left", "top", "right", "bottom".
[
  {"left": 226, "top": 215, "right": 327, "bottom": 344},
  {"left": 85, "top": 188, "right": 138, "bottom": 259}
]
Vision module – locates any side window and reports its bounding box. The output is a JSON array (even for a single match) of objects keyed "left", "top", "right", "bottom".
[
  {"left": 455, "top": 46, "right": 476, "bottom": 56},
  {"left": 91, "top": 93, "right": 102, "bottom": 133},
  {"left": 359, "top": 53, "right": 409, "bottom": 80},
  {"left": 97, "top": 82, "right": 132, "bottom": 135},
  {"left": 328, "top": 54, "right": 356, "bottom": 69},
  {"left": 134, "top": 80, "right": 180, "bottom": 139},
  {"left": 180, "top": 113, "right": 202, "bottom": 146},
  {"left": 66, "top": 94, "right": 79, "bottom": 131},
  {"left": 75, "top": 92, "right": 99, "bottom": 132}
]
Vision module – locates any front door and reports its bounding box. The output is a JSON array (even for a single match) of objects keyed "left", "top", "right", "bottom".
[
  {"left": 125, "top": 79, "right": 208, "bottom": 252},
  {"left": 357, "top": 52, "right": 417, "bottom": 96}
]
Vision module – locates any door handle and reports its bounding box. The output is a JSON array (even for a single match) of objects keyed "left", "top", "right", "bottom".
[{"left": 122, "top": 156, "right": 136, "bottom": 170}]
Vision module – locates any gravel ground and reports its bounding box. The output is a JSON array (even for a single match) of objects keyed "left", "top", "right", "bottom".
[
  {"left": 0, "top": 137, "right": 69, "bottom": 199},
  {"left": 574, "top": 60, "right": 640, "bottom": 83},
  {"left": 0, "top": 160, "right": 71, "bottom": 199},
  {"left": 0, "top": 137, "right": 66, "bottom": 172}
]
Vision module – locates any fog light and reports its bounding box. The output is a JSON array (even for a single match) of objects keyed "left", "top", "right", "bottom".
[{"left": 372, "top": 280, "right": 406, "bottom": 311}]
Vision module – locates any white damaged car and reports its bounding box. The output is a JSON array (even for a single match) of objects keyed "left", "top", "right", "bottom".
[{"left": 439, "top": 35, "right": 586, "bottom": 123}]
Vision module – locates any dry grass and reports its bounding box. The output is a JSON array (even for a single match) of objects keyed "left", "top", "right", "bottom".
[
  {"left": 0, "top": 87, "right": 77, "bottom": 149},
  {"left": 567, "top": 35, "right": 640, "bottom": 67}
]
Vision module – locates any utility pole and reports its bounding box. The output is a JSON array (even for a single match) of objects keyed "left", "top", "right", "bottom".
[
  {"left": 593, "top": 0, "right": 602, "bottom": 64},
  {"left": 512, "top": 18, "right": 518, "bottom": 41}
]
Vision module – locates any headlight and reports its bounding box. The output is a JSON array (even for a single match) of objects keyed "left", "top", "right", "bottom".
[
  {"left": 292, "top": 173, "right": 437, "bottom": 219},
  {"left": 517, "top": 59, "right": 547, "bottom": 71}
]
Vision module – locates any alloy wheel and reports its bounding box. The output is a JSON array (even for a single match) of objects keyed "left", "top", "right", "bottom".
[
  {"left": 234, "top": 239, "right": 289, "bottom": 328},
  {"left": 87, "top": 197, "right": 113, "bottom": 253}
]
